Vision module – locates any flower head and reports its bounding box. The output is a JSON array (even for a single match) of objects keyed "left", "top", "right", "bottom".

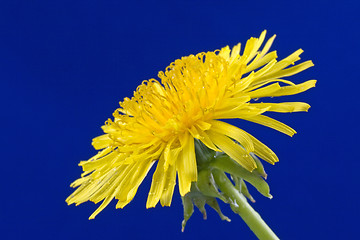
[{"left": 66, "top": 30, "right": 315, "bottom": 219}]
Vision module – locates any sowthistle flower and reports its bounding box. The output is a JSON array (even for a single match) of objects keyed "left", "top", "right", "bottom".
[{"left": 66, "top": 30, "right": 315, "bottom": 239}]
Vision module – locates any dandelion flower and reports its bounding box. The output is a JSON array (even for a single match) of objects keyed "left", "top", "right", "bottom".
[{"left": 66, "top": 30, "right": 316, "bottom": 223}]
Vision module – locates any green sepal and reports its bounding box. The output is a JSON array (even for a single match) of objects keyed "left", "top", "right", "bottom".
[
  {"left": 205, "top": 197, "right": 231, "bottom": 222},
  {"left": 231, "top": 174, "right": 255, "bottom": 203},
  {"left": 240, "top": 178, "right": 256, "bottom": 203},
  {"left": 194, "top": 139, "right": 215, "bottom": 170},
  {"left": 181, "top": 182, "right": 231, "bottom": 231},
  {"left": 191, "top": 196, "right": 207, "bottom": 219},
  {"left": 251, "top": 153, "right": 268, "bottom": 179},
  {"left": 196, "top": 169, "right": 226, "bottom": 202},
  {"left": 181, "top": 195, "right": 194, "bottom": 232},
  {"left": 210, "top": 154, "right": 272, "bottom": 199}
]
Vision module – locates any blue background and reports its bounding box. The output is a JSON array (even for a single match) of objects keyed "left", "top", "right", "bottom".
[{"left": 1, "top": 0, "right": 358, "bottom": 239}]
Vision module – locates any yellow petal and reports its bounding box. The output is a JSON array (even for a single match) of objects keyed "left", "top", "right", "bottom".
[
  {"left": 146, "top": 155, "right": 166, "bottom": 208},
  {"left": 122, "top": 142, "right": 164, "bottom": 164},
  {"left": 229, "top": 43, "right": 241, "bottom": 63},
  {"left": 215, "top": 96, "right": 251, "bottom": 112},
  {"left": 116, "top": 160, "right": 154, "bottom": 209},
  {"left": 88, "top": 196, "right": 113, "bottom": 220},
  {"left": 243, "top": 132, "right": 279, "bottom": 164},
  {"left": 177, "top": 133, "right": 197, "bottom": 196},
  {"left": 242, "top": 115, "right": 297, "bottom": 136},
  {"left": 88, "top": 168, "right": 124, "bottom": 219},
  {"left": 188, "top": 125, "right": 201, "bottom": 139},
  {"left": 248, "top": 78, "right": 295, "bottom": 91},
  {"left": 207, "top": 130, "right": 256, "bottom": 171},
  {"left": 67, "top": 169, "right": 119, "bottom": 206},
  {"left": 243, "top": 35, "right": 264, "bottom": 64},
  {"left": 195, "top": 121, "right": 212, "bottom": 131},
  {"left": 69, "top": 176, "right": 91, "bottom": 189},
  {"left": 268, "top": 49, "right": 303, "bottom": 73},
  {"left": 250, "top": 102, "right": 311, "bottom": 113},
  {"left": 259, "top": 34, "right": 276, "bottom": 58},
  {"left": 247, "top": 83, "right": 281, "bottom": 99},
  {"left": 160, "top": 164, "right": 177, "bottom": 207},
  {"left": 260, "top": 60, "right": 314, "bottom": 82},
  {"left": 209, "top": 120, "right": 254, "bottom": 152},
  {"left": 241, "top": 37, "right": 257, "bottom": 63},
  {"left": 214, "top": 105, "right": 270, "bottom": 119},
  {"left": 246, "top": 51, "right": 277, "bottom": 73},
  {"left": 197, "top": 128, "right": 221, "bottom": 152},
  {"left": 163, "top": 137, "right": 175, "bottom": 169},
  {"left": 271, "top": 80, "right": 317, "bottom": 97},
  {"left": 79, "top": 151, "right": 118, "bottom": 172},
  {"left": 165, "top": 145, "right": 182, "bottom": 169},
  {"left": 92, "top": 134, "right": 112, "bottom": 150},
  {"left": 218, "top": 45, "right": 230, "bottom": 60},
  {"left": 90, "top": 165, "right": 132, "bottom": 204}
]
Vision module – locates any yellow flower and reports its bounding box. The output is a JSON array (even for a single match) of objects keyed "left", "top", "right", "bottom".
[{"left": 66, "top": 30, "right": 316, "bottom": 219}]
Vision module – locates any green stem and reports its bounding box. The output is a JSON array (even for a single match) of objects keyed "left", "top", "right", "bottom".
[{"left": 212, "top": 169, "right": 279, "bottom": 240}]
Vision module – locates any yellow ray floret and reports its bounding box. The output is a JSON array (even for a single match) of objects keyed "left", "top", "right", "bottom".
[{"left": 66, "top": 30, "right": 316, "bottom": 219}]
